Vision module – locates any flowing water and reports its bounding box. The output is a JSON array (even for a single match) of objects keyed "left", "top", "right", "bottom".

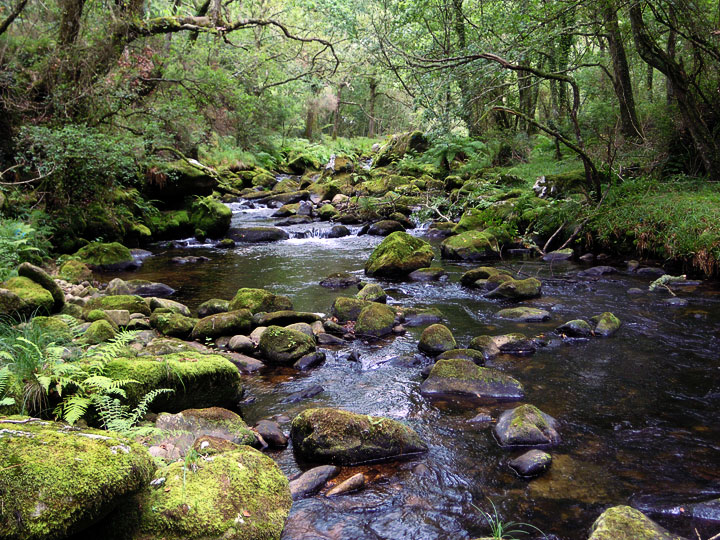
[{"left": 107, "top": 199, "right": 720, "bottom": 540}]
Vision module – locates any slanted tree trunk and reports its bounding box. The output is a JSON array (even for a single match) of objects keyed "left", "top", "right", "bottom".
[{"left": 368, "top": 78, "right": 378, "bottom": 137}]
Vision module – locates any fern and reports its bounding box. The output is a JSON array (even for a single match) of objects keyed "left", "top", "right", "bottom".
[
  {"left": 0, "top": 366, "right": 15, "bottom": 407},
  {"left": 95, "top": 388, "right": 174, "bottom": 434}
]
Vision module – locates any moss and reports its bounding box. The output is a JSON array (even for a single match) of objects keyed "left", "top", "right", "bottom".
[
  {"left": 355, "top": 303, "right": 396, "bottom": 338},
  {"left": 485, "top": 277, "right": 542, "bottom": 300},
  {"left": 317, "top": 204, "right": 339, "bottom": 220},
  {"left": 290, "top": 407, "right": 427, "bottom": 465},
  {"left": 440, "top": 230, "right": 500, "bottom": 261},
  {"left": 459, "top": 266, "right": 511, "bottom": 286},
  {"left": 588, "top": 506, "right": 685, "bottom": 540},
  {"left": 83, "top": 319, "right": 117, "bottom": 344},
  {"left": 137, "top": 447, "right": 291, "bottom": 540},
  {"left": 258, "top": 325, "right": 315, "bottom": 363},
  {"left": 59, "top": 259, "right": 93, "bottom": 283},
  {"left": 104, "top": 352, "right": 243, "bottom": 412},
  {"left": 148, "top": 210, "right": 192, "bottom": 240},
  {"left": 86, "top": 295, "right": 151, "bottom": 316},
  {"left": 273, "top": 178, "right": 300, "bottom": 193},
  {"left": 228, "top": 288, "right": 293, "bottom": 314},
  {"left": 17, "top": 262, "right": 65, "bottom": 312},
  {"left": 150, "top": 312, "right": 196, "bottom": 339},
  {"left": 0, "top": 417, "right": 155, "bottom": 540},
  {"left": 365, "top": 231, "right": 434, "bottom": 277},
  {"left": 73, "top": 242, "right": 134, "bottom": 270},
  {"left": 190, "top": 198, "right": 232, "bottom": 238},
  {"left": 155, "top": 407, "right": 256, "bottom": 448},
  {"left": 356, "top": 283, "right": 387, "bottom": 303},
  {"left": 197, "top": 298, "right": 229, "bottom": 318},
  {"left": 429, "top": 359, "right": 510, "bottom": 383},
  {"left": 452, "top": 208, "right": 487, "bottom": 233},
  {"left": 494, "top": 404, "right": 560, "bottom": 446},
  {"left": 2, "top": 276, "right": 54, "bottom": 317},
  {"left": 190, "top": 309, "right": 253, "bottom": 340},
  {"left": 28, "top": 316, "right": 74, "bottom": 343},
  {"left": 373, "top": 131, "right": 429, "bottom": 167},
  {"left": 418, "top": 324, "right": 456, "bottom": 355},
  {"left": 331, "top": 296, "right": 370, "bottom": 322},
  {"left": 592, "top": 312, "right": 622, "bottom": 337}
]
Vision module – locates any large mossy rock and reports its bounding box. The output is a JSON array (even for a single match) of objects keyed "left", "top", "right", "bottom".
[
  {"left": 73, "top": 242, "right": 138, "bottom": 271},
  {"left": 469, "top": 333, "right": 537, "bottom": 358},
  {"left": 105, "top": 352, "right": 244, "bottom": 412},
  {"left": 228, "top": 288, "right": 293, "bottom": 314},
  {"left": 58, "top": 259, "right": 93, "bottom": 283},
  {"left": 364, "top": 231, "right": 434, "bottom": 278},
  {"left": 485, "top": 277, "right": 542, "bottom": 300},
  {"left": 494, "top": 404, "right": 560, "bottom": 447},
  {"left": 82, "top": 319, "right": 117, "bottom": 344},
  {"left": 290, "top": 407, "right": 427, "bottom": 465},
  {"left": 592, "top": 312, "right": 622, "bottom": 337},
  {"left": 190, "top": 198, "right": 232, "bottom": 238},
  {"left": 0, "top": 417, "right": 154, "bottom": 540},
  {"left": 148, "top": 210, "right": 193, "bottom": 240},
  {"left": 150, "top": 312, "right": 196, "bottom": 339},
  {"left": 440, "top": 230, "right": 500, "bottom": 261},
  {"left": 28, "top": 316, "right": 74, "bottom": 343},
  {"left": 86, "top": 294, "right": 151, "bottom": 316},
  {"left": 418, "top": 324, "right": 457, "bottom": 356},
  {"left": 228, "top": 227, "right": 289, "bottom": 243},
  {"left": 258, "top": 325, "right": 316, "bottom": 363},
  {"left": 373, "top": 131, "right": 429, "bottom": 167},
  {"left": 0, "top": 276, "right": 54, "bottom": 318},
  {"left": 331, "top": 297, "right": 370, "bottom": 322},
  {"left": 420, "top": 359, "right": 524, "bottom": 402},
  {"left": 191, "top": 310, "right": 253, "bottom": 341},
  {"left": 17, "top": 262, "right": 65, "bottom": 312},
  {"left": 354, "top": 303, "right": 396, "bottom": 338},
  {"left": 496, "top": 307, "right": 550, "bottom": 322},
  {"left": 137, "top": 447, "right": 291, "bottom": 540},
  {"left": 459, "top": 266, "right": 512, "bottom": 287},
  {"left": 588, "top": 506, "right": 687, "bottom": 540}
]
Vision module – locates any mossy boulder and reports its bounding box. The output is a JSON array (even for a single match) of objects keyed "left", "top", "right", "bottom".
[
  {"left": 355, "top": 303, "right": 396, "bottom": 338},
  {"left": 73, "top": 242, "right": 137, "bottom": 271},
  {"left": 0, "top": 417, "right": 154, "bottom": 540},
  {"left": 588, "top": 506, "right": 686, "bottom": 540},
  {"left": 317, "top": 203, "right": 339, "bottom": 220},
  {"left": 58, "top": 259, "right": 93, "bottom": 283},
  {"left": 86, "top": 295, "right": 151, "bottom": 316},
  {"left": 452, "top": 208, "right": 488, "bottom": 233},
  {"left": 153, "top": 407, "right": 257, "bottom": 452},
  {"left": 17, "top": 262, "right": 65, "bottom": 312},
  {"left": 28, "top": 316, "right": 74, "bottom": 343},
  {"left": 252, "top": 310, "right": 321, "bottom": 327},
  {"left": 356, "top": 283, "right": 387, "bottom": 303},
  {"left": 191, "top": 310, "right": 253, "bottom": 341},
  {"left": 105, "top": 352, "right": 243, "bottom": 412},
  {"left": 228, "top": 288, "right": 293, "bottom": 314},
  {"left": 373, "top": 131, "right": 429, "bottom": 167},
  {"left": 150, "top": 312, "right": 197, "bottom": 339},
  {"left": 197, "top": 298, "right": 229, "bottom": 318},
  {"left": 258, "top": 325, "right": 316, "bottom": 364},
  {"left": 137, "top": 447, "right": 291, "bottom": 540},
  {"left": 149, "top": 298, "right": 191, "bottom": 317},
  {"left": 496, "top": 307, "right": 550, "bottom": 322},
  {"left": 485, "top": 277, "right": 542, "bottom": 300},
  {"left": 418, "top": 324, "right": 457, "bottom": 356},
  {"left": 592, "top": 312, "right": 622, "bottom": 337},
  {"left": 331, "top": 296, "right": 371, "bottom": 322},
  {"left": 190, "top": 198, "right": 232, "bottom": 238},
  {"left": 148, "top": 210, "right": 193, "bottom": 240},
  {"left": 494, "top": 404, "right": 561, "bottom": 447},
  {"left": 365, "top": 231, "right": 434, "bottom": 278},
  {"left": 556, "top": 319, "right": 593, "bottom": 338},
  {"left": 228, "top": 226, "right": 289, "bottom": 243},
  {"left": 367, "top": 220, "right": 405, "bottom": 236},
  {"left": 82, "top": 319, "right": 117, "bottom": 344},
  {"left": 0, "top": 276, "right": 54, "bottom": 318},
  {"left": 469, "top": 333, "right": 537, "bottom": 358},
  {"left": 436, "top": 348, "right": 486, "bottom": 365},
  {"left": 440, "top": 230, "right": 500, "bottom": 261},
  {"left": 420, "top": 359, "right": 524, "bottom": 402},
  {"left": 290, "top": 407, "right": 427, "bottom": 465},
  {"left": 460, "top": 266, "right": 512, "bottom": 287}
]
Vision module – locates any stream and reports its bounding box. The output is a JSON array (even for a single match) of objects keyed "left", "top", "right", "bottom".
[{"left": 106, "top": 198, "right": 720, "bottom": 540}]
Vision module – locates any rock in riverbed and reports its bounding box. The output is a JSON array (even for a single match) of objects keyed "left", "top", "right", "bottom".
[
  {"left": 420, "top": 359, "right": 524, "bottom": 402},
  {"left": 494, "top": 404, "right": 560, "bottom": 447}
]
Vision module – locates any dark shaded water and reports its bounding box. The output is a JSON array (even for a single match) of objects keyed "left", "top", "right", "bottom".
[{"left": 108, "top": 201, "right": 720, "bottom": 540}]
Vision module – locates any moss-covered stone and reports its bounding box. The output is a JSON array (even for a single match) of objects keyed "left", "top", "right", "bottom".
[
  {"left": 496, "top": 307, "right": 550, "bottom": 322},
  {"left": 190, "top": 198, "right": 232, "bottom": 238},
  {"left": 556, "top": 319, "right": 593, "bottom": 338},
  {"left": 150, "top": 312, "right": 197, "bottom": 339},
  {"left": 191, "top": 310, "right": 253, "bottom": 341},
  {"left": 588, "top": 506, "right": 686, "bottom": 540},
  {"left": 82, "top": 319, "right": 117, "bottom": 344},
  {"left": 494, "top": 404, "right": 560, "bottom": 446},
  {"left": 86, "top": 295, "right": 151, "bottom": 316},
  {"left": 258, "top": 325, "right": 316, "bottom": 363},
  {"left": 354, "top": 303, "right": 396, "bottom": 338},
  {"left": 452, "top": 208, "right": 488, "bottom": 233},
  {"left": 420, "top": 359, "right": 524, "bottom": 402},
  {"left": 197, "top": 298, "right": 229, "bottom": 318},
  {"left": 317, "top": 203, "right": 339, "bottom": 220},
  {"left": 149, "top": 298, "right": 191, "bottom": 317},
  {"left": 148, "top": 210, "right": 193, "bottom": 240},
  {"left": 28, "top": 316, "right": 74, "bottom": 343},
  {"left": 0, "top": 276, "right": 54, "bottom": 318},
  {"left": 105, "top": 352, "right": 243, "bottom": 412},
  {"left": 59, "top": 259, "right": 93, "bottom": 283},
  {"left": 373, "top": 131, "right": 429, "bottom": 167},
  {"left": 331, "top": 296, "right": 371, "bottom": 322},
  {"left": 469, "top": 333, "right": 537, "bottom": 358},
  {"left": 17, "top": 262, "right": 65, "bottom": 312},
  {"left": 73, "top": 242, "right": 137, "bottom": 271},
  {"left": 228, "top": 288, "right": 293, "bottom": 314},
  {"left": 154, "top": 407, "right": 257, "bottom": 450},
  {"left": 436, "top": 348, "right": 486, "bottom": 365},
  {"left": 459, "top": 266, "right": 512, "bottom": 287},
  {"left": 592, "top": 312, "right": 622, "bottom": 337},
  {"left": 418, "top": 324, "right": 457, "bottom": 356},
  {"left": 485, "top": 277, "right": 542, "bottom": 300},
  {"left": 356, "top": 283, "right": 387, "bottom": 303},
  {"left": 440, "top": 230, "right": 500, "bottom": 261},
  {"left": 290, "top": 407, "right": 427, "bottom": 465},
  {"left": 137, "top": 447, "right": 291, "bottom": 540},
  {"left": 0, "top": 417, "right": 154, "bottom": 540},
  {"left": 365, "top": 231, "right": 434, "bottom": 277}
]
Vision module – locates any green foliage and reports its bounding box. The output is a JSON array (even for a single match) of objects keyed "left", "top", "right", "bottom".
[
  {"left": 474, "top": 499, "right": 547, "bottom": 539},
  {"left": 0, "top": 366, "right": 16, "bottom": 407},
  {"left": 94, "top": 388, "right": 174, "bottom": 435},
  {"left": 0, "top": 215, "right": 53, "bottom": 280},
  {"left": 649, "top": 274, "right": 687, "bottom": 292}
]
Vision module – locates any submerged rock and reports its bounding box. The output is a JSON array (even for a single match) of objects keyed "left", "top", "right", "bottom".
[
  {"left": 137, "top": 447, "right": 292, "bottom": 540},
  {"left": 420, "top": 359, "right": 524, "bottom": 402},
  {"left": 290, "top": 407, "right": 427, "bottom": 465},
  {"left": 508, "top": 449, "right": 552, "bottom": 477},
  {"left": 588, "top": 506, "right": 687, "bottom": 540},
  {"left": 496, "top": 307, "right": 550, "bottom": 322},
  {"left": 485, "top": 277, "right": 542, "bottom": 300},
  {"left": 418, "top": 324, "right": 457, "bottom": 356},
  {"left": 556, "top": 319, "right": 593, "bottom": 338},
  {"left": 469, "top": 333, "right": 537, "bottom": 358},
  {"left": 320, "top": 272, "right": 361, "bottom": 289},
  {"left": 542, "top": 248, "right": 573, "bottom": 262},
  {"left": 228, "top": 226, "right": 289, "bottom": 243},
  {"left": 364, "top": 231, "right": 434, "bottom": 278},
  {"left": 408, "top": 267, "right": 447, "bottom": 281},
  {"left": 289, "top": 465, "right": 340, "bottom": 500},
  {"left": 0, "top": 417, "right": 154, "bottom": 539},
  {"left": 494, "top": 404, "right": 560, "bottom": 447},
  {"left": 326, "top": 472, "right": 365, "bottom": 497}
]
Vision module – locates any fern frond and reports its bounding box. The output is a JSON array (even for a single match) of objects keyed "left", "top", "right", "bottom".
[{"left": 58, "top": 395, "right": 91, "bottom": 425}]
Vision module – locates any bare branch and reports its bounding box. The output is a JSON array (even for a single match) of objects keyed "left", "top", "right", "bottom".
[{"left": 0, "top": 0, "right": 29, "bottom": 36}]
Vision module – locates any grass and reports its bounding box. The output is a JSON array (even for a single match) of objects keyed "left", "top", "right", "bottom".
[{"left": 474, "top": 499, "right": 547, "bottom": 539}]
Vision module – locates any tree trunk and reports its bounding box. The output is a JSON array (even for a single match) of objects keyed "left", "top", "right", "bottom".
[
  {"left": 59, "top": 0, "right": 86, "bottom": 47},
  {"left": 368, "top": 78, "right": 378, "bottom": 137},
  {"left": 451, "top": 0, "right": 481, "bottom": 136},
  {"left": 629, "top": 2, "right": 720, "bottom": 179},
  {"left": 332, "top": 84, "right": 343, "bottom": 140},
  {"left": 603, "top": 1, "right": 642, "bottom": 138},
  {"left": 665, "top": 6, "right": 677, "bottom": 105}
]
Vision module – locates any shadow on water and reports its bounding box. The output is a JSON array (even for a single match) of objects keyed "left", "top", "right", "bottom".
[{"left": 103, "top": 200, "right": 720, "bottom": 540}]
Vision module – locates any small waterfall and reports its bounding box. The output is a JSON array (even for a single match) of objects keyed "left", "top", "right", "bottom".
[{"left": 290, "top": 228, "right": 331, "bottom": 239}]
